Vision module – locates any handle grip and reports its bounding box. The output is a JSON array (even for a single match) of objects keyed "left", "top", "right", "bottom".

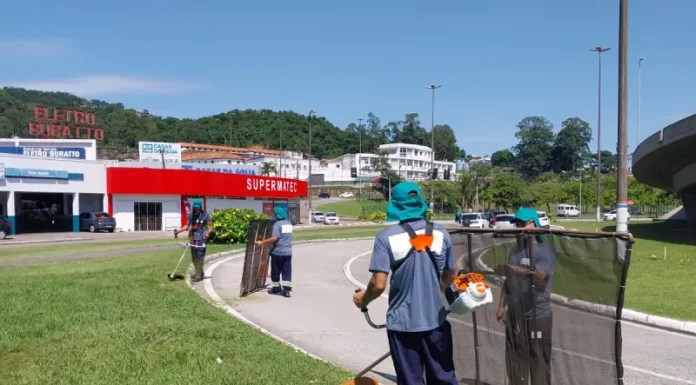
[{"left": 354, "top": 288, "right": 385, "bottom": 329}]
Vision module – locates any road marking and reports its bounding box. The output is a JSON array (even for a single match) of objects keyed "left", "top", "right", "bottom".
[{"left": 344, "top": 251, "right": 696, "bottom": 385}]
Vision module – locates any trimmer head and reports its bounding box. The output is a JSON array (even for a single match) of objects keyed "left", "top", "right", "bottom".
[
  {"left": 339, "top": 377, "right": 379, "bottom": 385},
  {"left": 167, "top": 273, "right": 185, "bottom": 281}
]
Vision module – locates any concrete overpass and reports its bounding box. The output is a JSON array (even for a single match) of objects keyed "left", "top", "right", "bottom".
[{"left": 632, "top": 113, "right": 696, "bottom": 222}]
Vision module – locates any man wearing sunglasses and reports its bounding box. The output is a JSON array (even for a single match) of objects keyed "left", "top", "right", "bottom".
[{"left": 494, "top": 207, "right": 556, "bottom": 385}]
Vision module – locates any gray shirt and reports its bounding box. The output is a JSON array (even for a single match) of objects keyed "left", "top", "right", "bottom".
[
  {"left": 504, "top": 240, "right": 556, "bottom": 319},
  {"left": 187, "top": 211, "right": 212, "bottom": 241},
  {"left": 270, "top": 220, "right": 293, "bottom": 256},
  {"left": 369, "top": 219, "right": 454, "bottom": 332}
]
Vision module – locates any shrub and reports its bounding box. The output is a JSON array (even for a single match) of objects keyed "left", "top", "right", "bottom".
[
  {"left": 356, "top": 206, "right": 370, "bottom": 221},
  {"left": 209, "top": 208, "right": 267, "bottom": 244},
  {"left": 426, "top": 209, "right": 433, "bottom": 221},
  {"left": 368, "top": 211, "right": 387, "bottom": 222}
]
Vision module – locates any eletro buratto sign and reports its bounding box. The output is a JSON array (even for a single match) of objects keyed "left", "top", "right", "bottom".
[{"left": 29, "top": 105, "right": 105, "bottom": 141}]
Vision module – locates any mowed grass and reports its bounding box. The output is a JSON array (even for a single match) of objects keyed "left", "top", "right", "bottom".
[
  {"left": 481, "top": 220, "right": 696, "bottom": 320},
  {"left": 317, "top": 199, "right": 453, "bottom": 219},
  {"left": 0, "top": 238, "right": 175, "bottom": 262},
  {"left": 0, "top": 248, "right": 352, "bottom": 385}
]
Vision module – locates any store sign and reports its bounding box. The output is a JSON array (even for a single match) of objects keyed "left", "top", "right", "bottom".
[
  {"left": 139, "top": 141, "right": 182, "bottom": 163},
  {"left": 0, "top": 163, "right": 5, "bottom": 181},
  {"left": 0, "top": 146, "right": 86, "bottom": 159},
  {"left": 4, "top": 168, "right": 69, "bottom": 179},
  {"left": 181, "top": 164, "right": 259, "bottom": 175},
  {"left": 29, "top": 105, "right": 105, "bottom": 141},
  {"left": 246, "top": 178, "right": 299, "bottom": 193}
]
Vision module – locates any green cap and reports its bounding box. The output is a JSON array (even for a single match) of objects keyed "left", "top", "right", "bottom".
[
  {"left": 513, "top": 207, "right": 540, "bottom": 228},
  {"left": 191, "top": 199, "right": 203, "bottom": 209},
  {"left": 386, "top": 181, "right": 428, "bottom": 222}
]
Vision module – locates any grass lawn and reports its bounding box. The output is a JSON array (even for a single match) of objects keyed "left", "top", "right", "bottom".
[
  {"left": 0, "top": 238, "right": 176, "bottom": 263},
  {"left": 317, "top": 199, "right": 453, "bottom": 220},
  {"left": 0, "top": 248, "right": 352, "bottom": 385},
  {"left": 481, "top": 220, "right": 696, "bottom": 321}
]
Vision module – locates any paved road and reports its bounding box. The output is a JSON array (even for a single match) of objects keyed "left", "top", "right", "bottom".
[{"left": 201, "top": 238, "right": 695, "bottom": 385}]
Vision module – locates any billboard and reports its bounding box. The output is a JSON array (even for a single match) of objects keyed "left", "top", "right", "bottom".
[
  {"left": 0, "top": 146, "right": 87, "bottom": 160},
  {"left": 181, "top": 163, "right": 260, "bottom": 176},
  {"left": 138, "top": 141, "right": 181, "bottom": 163}
]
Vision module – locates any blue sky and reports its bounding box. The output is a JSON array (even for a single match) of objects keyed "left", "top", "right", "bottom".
[{"left": 1, "top": 0, "right": 695, "bottom": 157}]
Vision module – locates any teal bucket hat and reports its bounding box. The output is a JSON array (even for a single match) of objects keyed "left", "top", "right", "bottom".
[
  {"left": 386, "top": 182, "right": 428, "bottom": 223},
  {"left": 513, "top": 207, "right": 541, "bottom": 228},
  {"left": 273, "top": 206, "right": 288, "bottom": 220},
  {"left": 191, "top": 198, "right": 203, "bottom": 209}
]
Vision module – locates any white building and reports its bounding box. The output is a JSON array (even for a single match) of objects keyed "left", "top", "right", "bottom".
[{"left": 0, "top": 138, "right": 98, "bottom": 161}]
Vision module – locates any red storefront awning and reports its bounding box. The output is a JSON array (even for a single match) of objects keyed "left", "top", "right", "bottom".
[{"left": 106, "top": 167, "right": 308, "bottom": 199}]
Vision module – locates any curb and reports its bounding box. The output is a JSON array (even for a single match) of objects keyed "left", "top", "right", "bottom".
[
  {"left": 0, "top": 237, "right": 95, "bottom": 246},
  {"left": 475, "top": 251, "right": 696, "bottom": 336}
]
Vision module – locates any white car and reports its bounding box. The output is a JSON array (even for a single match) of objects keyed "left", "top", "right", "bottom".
[
  {"left": 460, "top": 213, "right": 490, "bottom": 228},
  {"left": 323, "top": 212, "right": 340, "bottom": 225},
  {"left": 339, "top": 192, "right": 354, "bottom": 198},
  {"left": 312, "top": 211, "right": 325, "bottom": 222},
  {"left": 604, "top": 209, "right": 631, "bottom": 221},
  {"left": 556, "top": 204, "right": 580, "bottom": 217},
  {"left": 536, "top": 211, "right": 550, "bottom": 227}
]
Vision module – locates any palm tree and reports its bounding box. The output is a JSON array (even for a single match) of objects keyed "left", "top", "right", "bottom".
[{"left": 261, "top": 162, "right": 277, "bottom": 176}]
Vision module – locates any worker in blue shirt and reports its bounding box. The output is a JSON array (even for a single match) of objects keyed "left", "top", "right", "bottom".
[
  {"left": 353, "top": 182, "right": 458, "bottom": 385},
  {"left": 256, "top": 206, "right": 294, "bottom": 298},
  {"left": 182, "top": 199, "right": 212, "bottom": 282}
]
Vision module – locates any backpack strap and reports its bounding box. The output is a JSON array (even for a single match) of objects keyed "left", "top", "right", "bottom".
[{"left": 393, "top": 221, "right": 440, "bottom": 278}]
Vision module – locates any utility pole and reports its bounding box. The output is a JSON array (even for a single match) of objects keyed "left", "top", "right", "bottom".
[
  {"left": 278, "top": 119, "right": 283, "bottom": 178},
  {"left": 357, "top": 117, "right": 364, "bottom": 200},
  {"left": 426, "top": 84, "right": 441, "bottom": 209},
  {"left": 307, "top": 110, "right": 316, "bottom": 224},
  {"left": 616, "top": 0, "right": 630, "bottom": 233},
  {"left": 637, "top": 57, "right": 644, "bottom": 150},
  {"left": 591, "top": 46, "right": 611, "bottom": 222}
]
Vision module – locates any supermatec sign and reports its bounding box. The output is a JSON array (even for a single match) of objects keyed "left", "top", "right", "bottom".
[{"left": 29, "top": 106, "right": 105, "bottom": 141}]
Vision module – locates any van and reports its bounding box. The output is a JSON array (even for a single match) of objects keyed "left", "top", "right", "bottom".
[{"left": 557, "top": 204, "right": 579, "bottom": 217}]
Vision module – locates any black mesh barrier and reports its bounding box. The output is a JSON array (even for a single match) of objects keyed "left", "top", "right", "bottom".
[
  {"left": 239, "top": 219, "right": 274, "bottom": 297},
  {"left": 448, "top": 228, "right": 633, "bottom": 385}
]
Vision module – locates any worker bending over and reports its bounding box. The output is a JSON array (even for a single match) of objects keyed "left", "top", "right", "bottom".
[
  {"left": 353, "top": 182, "right": 458, "bottom": 385},
  {"left": 256, "top": 206, "right": 293, "bottom": 298}
]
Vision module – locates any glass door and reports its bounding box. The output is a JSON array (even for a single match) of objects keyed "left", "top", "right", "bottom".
[{"left": 133, "top": 202, "right": 162, "bottom": 231}]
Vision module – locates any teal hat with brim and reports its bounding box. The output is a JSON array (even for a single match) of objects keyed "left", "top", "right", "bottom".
[
  {"left": 273, "top": 206, "right": 287, "bottom": 220},
  {"left": 192, "top": 199, "right": 203, "bottom": 209},
  {"left": 386, "top": 182, "right": 428, "bottom": 223},
  {"left": 513, "top": 207, "right": 541, "bottom": 228}
]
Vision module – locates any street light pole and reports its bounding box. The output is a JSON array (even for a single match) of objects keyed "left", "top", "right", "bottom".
[
  {"left": 426, "top": 84, "right": 441, "bottom": 209},
  {"left": 357, "top": 118, "right": 364, "bottom": 200},
  {"left": 307, "top": 110, "right": 316, "bottom": 224},
  {"left": 591, "top": 46, "right": 611, "bottom": 222},
  {"left": 637, "top": 57, "right": 644, "bottom": 150},
  {"left": 616, "top": 0, "right": 630, "bottom": 233},
  {"left": 278, "top": 119, "right": 283, "bottom": 178}
]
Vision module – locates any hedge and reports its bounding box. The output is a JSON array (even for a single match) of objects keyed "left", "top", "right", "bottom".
[{"left": 209, "top": 208, "right": 268, "bottom": 244}]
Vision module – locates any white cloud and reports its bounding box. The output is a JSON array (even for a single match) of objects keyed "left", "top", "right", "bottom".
[
  {"left": 2, "top": 75, "right": 204, "bottom": 96},
  {"left": 0, "top": 38, "right": 70, "bottom": 58}
]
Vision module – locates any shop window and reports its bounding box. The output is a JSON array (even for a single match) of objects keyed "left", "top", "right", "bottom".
[{"left": 133, "top": 202, "right": 162, "bottom": 231}]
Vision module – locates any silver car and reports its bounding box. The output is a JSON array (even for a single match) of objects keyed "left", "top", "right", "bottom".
[{"left": 492, "top": 214, "right": 516, "bottom": 237}]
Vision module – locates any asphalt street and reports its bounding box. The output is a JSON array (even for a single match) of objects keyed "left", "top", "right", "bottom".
[{"left": 201, "top": 238, "right": 696, "bottom": 385}]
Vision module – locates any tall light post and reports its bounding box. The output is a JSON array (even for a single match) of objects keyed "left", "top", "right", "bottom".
[
  {"left": 278, "top": 118, "right": 283, "bottom": 178},
  {"left": 616, "top": 0, "right": 630, "bottom": 233},
  {"left": 357, "top": 118, "right": 364, "bottom": 200},
  {"left": 591, "top": 46, "right": 611, "bottom": 222},
  {"left": 637, "top": 57, "right": 644, "bottom": 150},
  {"left": 426, "top": 84, "right": 441, "bottom": 208},
  {"left": 307, "top": 109, "right": 316, "bottom": 224}
]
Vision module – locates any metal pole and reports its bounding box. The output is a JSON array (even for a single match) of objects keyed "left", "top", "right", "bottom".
[
  {"left": 616, "top": 0, "right": 630, "bottom": 233},
  {"left": 426, "top": 84, "right": 441, "bottom": 209},
  {"left": 591, "top": 46, "right": 611, "bottom": 222},
  {"left": 637, "top": 57, "right": 644, "bottom": 150},
  {"left": 308, "top": 110, "right": 315, "bottom": 224},
  {"left": 357, "top": 118, "right": 364, "bottom": 200},
  {"left": 279, "top": 119, "right": 283, "bottom": 178}
]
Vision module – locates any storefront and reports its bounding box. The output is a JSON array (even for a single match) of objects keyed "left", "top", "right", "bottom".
[
  {"left": 106, "top": 167, "right": 307, "bottom": 232},
  {"left": 0, "top": 154, "right": 108, "bottom": 234}
]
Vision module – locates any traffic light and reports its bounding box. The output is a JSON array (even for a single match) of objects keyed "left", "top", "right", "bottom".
[
  {"left": 431, "top": 168, "right": 438, "bottom": 180},
  {"left": 444, "top": 168, "right": 450, "bottom": 180},
  {"left": 350, "top": 167, "right": 357, "bottom": 178}
]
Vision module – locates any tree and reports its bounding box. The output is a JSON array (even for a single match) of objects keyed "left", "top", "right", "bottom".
[
  {"left": 589, "top": 150, "right": 618, "bottom": 174},
  {"left": 550, "top": 117, "right": 593, "bottom": 173},
  {"left": 261, "top": 162, "right": 277, "bottom": 176},
  {"left": 513, "top": 116, "right": 555, "bottom": 179},
  {"left": 432, "top": 124, "right": 459, "bottom": 161},
  {"left": 491, "top": 149, "right": 515, "bottom": 167},
  {"left": 489, "top": 172, "right": 530, "bottom": 210},
  {"left": 369, "top": 152, "right": 402, "bottom": 200}
]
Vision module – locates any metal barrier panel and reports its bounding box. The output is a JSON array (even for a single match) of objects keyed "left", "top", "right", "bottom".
[
  {"left": 239, "top": 219, "right": 274, "bottom": 297},
  {"left": 449, "top": 228, "right": 633, "bottom": 385}
]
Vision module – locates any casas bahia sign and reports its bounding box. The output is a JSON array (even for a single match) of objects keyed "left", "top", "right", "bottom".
[{"left": 29, "top": 105, "right": 106, "bottom": 141}]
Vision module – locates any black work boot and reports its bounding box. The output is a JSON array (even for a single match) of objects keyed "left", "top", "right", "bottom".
[
  {"left": 281, "top": 288, "right": 291, "bottom": 298},
  {"left": 269, "top": 286, "right": 282, "bottom": 295}
]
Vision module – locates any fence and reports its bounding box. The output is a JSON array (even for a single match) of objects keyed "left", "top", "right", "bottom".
[
  {"left": 239, "top": 219, "right": 274, "bottom": 297},
  {"left": 450, "top": 228, "right": 633, "bottom": 385}
]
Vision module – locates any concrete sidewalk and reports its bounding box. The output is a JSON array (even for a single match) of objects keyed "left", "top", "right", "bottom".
[{"left": 192, "top": 240, "right": 398, "bottom": 384}]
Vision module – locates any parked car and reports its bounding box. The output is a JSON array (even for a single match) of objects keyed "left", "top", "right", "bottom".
[
  {"left": 491, "top": 214, "right": 516, "bottom": 236},
  {"left": 536, "top": 211, "right": 550, "bottom": 227},
  {"left": 323, "top": 212, "right": 340, "bottom": 225},
  {"left": 557, "top": 204, "right": 580, "bottom": 217},
  {"left": 339, "top": 192, "right": 354, "bottom": 198},
  {"left": 0, "top": 216, "right": 11, "bottom": 239},
  {"left": 318, "top": 192, "right": 330, "bottom": 199},
  {"left": 491, "top": 210, "right": 507, "bottom": 217},
  {"left": 481, "top": 212, "right": 494, "bottom": 223},
  {"left": 80, "top": 212, "right": 116, "bottom": 232},
  {"left": 604, "top": 209, "right": 631, "bottom": 221},
  {"left": 312, "top": 211, "right": 325, "bottom": 222},
  {"left": 460, "top": 213, "right": 490, "bottom": 229}
]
